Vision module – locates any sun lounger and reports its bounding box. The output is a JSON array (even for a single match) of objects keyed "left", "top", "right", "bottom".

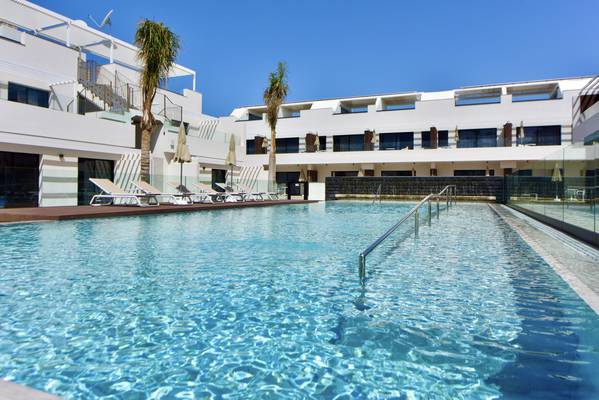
[
  {"left": 89, "top": 178, "right": 158, "bottom": 206},
  {"left": 132, "top": 181, "right": 191, "bottom": 205},
  {"left": 190, "top": 182, "right": 230, "bottom": 203},
  {"left": 236, "top": 183, "right": 269, "bottom": 201},
  {"left": 167, "top": 182, "right": 214, "bottom": 204},
  {"left": 214, "top": 182, "right": 246, "bottom": 202}
]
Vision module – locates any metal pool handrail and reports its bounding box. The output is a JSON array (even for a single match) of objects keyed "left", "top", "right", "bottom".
[{"left": 358, "top": 185, "right": 456, "bottom": 282}]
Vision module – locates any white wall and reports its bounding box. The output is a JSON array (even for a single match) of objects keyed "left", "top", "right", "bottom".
[
  {"left": 38, "top": 154, "right": 78, "bottom": 206},
  {"left": 0, "top": 99, "right": 136, "bottom": 152}
]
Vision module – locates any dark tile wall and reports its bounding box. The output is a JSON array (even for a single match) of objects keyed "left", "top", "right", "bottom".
[{"left": 325, "top": 176, "right": 506, "bottom": 202}]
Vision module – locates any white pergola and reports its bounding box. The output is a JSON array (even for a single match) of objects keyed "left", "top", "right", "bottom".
[{"left": 1, "top": 0, "right": 197, "bottom": 90}]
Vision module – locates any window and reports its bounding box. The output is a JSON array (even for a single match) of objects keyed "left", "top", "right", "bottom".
[
  {"left": 508, "top": 84, "right": 560, "bottom": 102},
  {"left": 516, "top": 169, "right": 533, "bottom": 176},
  {"left": 453, "top": 169, "right": 494, "bottom": 176},
  {"left": 422, "top": 130, "right": 449, "bottom": 148},
  {"left": 246, "top": 139, "right": 256, "bottom": 155},
  {"left": 521, "top": 125, "right": 561, "bottom": 146},
  {"left": 78, "top": 158, "right": 114, "bottom": 205},
  {"left": 275, "top": 138, "right": 299, "bottom": 154},
  {"left": 383, "top": 102, "right": 415, "bottom": 111},
  {"left": 340, "top": 105, "right": 367, "bottom": 114},
  {"left": 457, "top": 129, "right": 497, "bottom": 148},
  {"left": 381, "top": 170, "right": 413, "bottom": 176},
  {"left": 380, "top": 96, "right": 417, "bottom": 111},
  {"left": 212, "top": 169, "right": 227, "bottom": 191},
  {"left": 338, "top": 99, "right": 375, "bottom": 114},
  {"left": 332, "top": 171, "right": 358, "bottom": 177},
  {"left": 455, "top": 88, "right": 501, "bottom": 106},
  {"left": 248, "top": 112, "right": 263, "bottom": 121},
  {"left": 276, "top": 172, "right": 300, "bottom": 183},
  {"left": 379, "top": 132, "right": 414, "bottom": 150},
  {"left": 319, "top": 136, "right": 327, "bottom": 151},
  {"left": 0, "top": 151, "right": 39, "bottom": 208},
  {"left": 333, "top": 135, "right": 364, "bottom": 152},
  {"left": 8, "top": 83, "right": 49, "bottom": 108}
]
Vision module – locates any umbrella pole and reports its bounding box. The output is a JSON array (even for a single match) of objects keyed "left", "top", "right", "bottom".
[{"left": 180, "top": 162, "right": 183, "bottom": 186}]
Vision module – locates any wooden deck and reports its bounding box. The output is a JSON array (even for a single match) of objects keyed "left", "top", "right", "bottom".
[{"left": 0, "top": 199, "right": 315, "bottom": 224}]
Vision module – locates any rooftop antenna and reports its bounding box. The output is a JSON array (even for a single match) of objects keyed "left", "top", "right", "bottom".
[{"left": 89, "top": 9, "right": 113, "bottom": 33}]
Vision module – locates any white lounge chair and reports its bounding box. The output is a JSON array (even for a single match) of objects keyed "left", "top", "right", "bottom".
[
  {"left": 132, "top": 181, "right": 191, "bottom": 205},
  {"left": 236, "top": 183, "right": 268, "bottom": 201},
  {"left": 214, "top": 182, "right": 245, "bottom": 202},
  {"left": 168, "top": 182, "right": 214, "bottom": 204},
  {"left": 89, "top": 178, "right": 158, "bottom": 206},
  {"left": 191, "top": 182, "right": 229, "bottom": 203}
]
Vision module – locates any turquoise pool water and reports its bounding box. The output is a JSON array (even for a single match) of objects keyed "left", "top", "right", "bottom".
[{"left": 0, "top": 202, "right": 598, "bottom": 399}]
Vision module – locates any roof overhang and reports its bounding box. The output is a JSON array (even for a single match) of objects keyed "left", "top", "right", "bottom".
[{"left": 1, "top": 0, "right": 194, "bottom": 78}]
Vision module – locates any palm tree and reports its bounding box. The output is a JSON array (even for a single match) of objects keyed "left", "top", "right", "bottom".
[
  {"left": 135, "top": 20, "right": 180, "bottom": 182},
  {"left": 263, "top": 62, "right": 289, "bottom": 191}
]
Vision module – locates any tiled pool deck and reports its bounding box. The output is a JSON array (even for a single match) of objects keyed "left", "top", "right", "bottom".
[
  {"left": 491, "top": 204, "right": 599, "bottom": 315},
  {"left": 0, "top": 200, "right": 315, "bottom": 224},
  {"left": 0, "top": 379, "right": 61, "bottom": 400}
]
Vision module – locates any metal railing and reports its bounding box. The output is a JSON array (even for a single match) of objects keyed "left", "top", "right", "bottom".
[
  {"left": 358, "top": 185, "right": 456, "bottom": 282},
  {"left": 77, "top": 59, "right": 183, "bottom": 122},
  {"left": 372, "top": 183, "right": 382, "bottom": 204}
]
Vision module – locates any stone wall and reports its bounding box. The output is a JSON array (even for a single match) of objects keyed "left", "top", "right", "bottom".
[{"left": 325, "top": 176, "right": 506, "bottom": 202}]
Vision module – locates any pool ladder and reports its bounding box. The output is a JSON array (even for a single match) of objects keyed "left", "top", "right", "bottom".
[
  {"left": 372, "top": 184, "right": 382, "bottom": 204},
  {"left": 358, "top": 185, "right": 457, "bottom": 283}
]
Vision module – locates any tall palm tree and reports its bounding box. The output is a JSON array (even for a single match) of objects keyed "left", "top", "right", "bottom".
[
  {"left": 263, "top": 62, "right": 288, "bottom": 191},
  {"left": 135, "top": 20, "right": 180, "bottom": 182}
]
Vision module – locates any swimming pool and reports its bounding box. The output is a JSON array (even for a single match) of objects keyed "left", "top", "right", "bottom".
[{"left": 0, "top": 202, "right": 598, "bottom": 399}]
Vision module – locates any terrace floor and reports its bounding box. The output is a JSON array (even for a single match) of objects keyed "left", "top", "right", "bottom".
[{"left": 0, "top": 200, "right": 315, "bottom": 224}]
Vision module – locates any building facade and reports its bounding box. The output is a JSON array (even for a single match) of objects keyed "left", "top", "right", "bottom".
[
  {"left": 0, "top": 0, "right": 236, "bottom": 208},
  {"left": 224, "top": 76, "right": 598, "bottom": 199}
]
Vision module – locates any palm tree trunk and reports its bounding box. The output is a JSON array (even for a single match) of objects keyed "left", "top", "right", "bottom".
[
  {"left": 268, "top": 127, "right": 277, "bottom": 192},
  {"left": 140, "top": 126, "right": 151, "bottom": 182}
]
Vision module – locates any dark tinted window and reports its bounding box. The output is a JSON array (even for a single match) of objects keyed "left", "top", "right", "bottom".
[
  {"left": 422, "top": 130, "right": 449, "bottom": 148},
  {"left": 275, "top": 138, "right": 299, "bottom": 154},
  {"left": 332, "top": 171, "right": 359, "bottom": 177},
  {"left": 319, "top": 136, "right": 327, "bottom": 151},
  {"left": 453, "top": 169, "right": 494, "bottom": 176},
  {"left": 246, "top": 140, "right": 256, "bottom": 155},
  {"left": 379, "top": 132, "right": 414, "bottom": 150},
  {"left": 78, "top": 158, "right": 115, "bottom": 205},
  {"left": 0, "top": 151, "right": 39, "bottom": 208},
  {"left": 333, "top": 135, "right": 364, "bottom": 152},
  {"left": 8, "top": 83, "right": 49, "bottom": 108},
  {"left": 457, "top": 129, "right": 497, "bottom": 148},
  {"left": 381, "top": 170, "right": 413, "bottom": 176},
  {"left": 521, "top": 125, "right": 561, "bottom": 146},
  {"left": 276, "top": 172, "right": 300, "bottom": 183}
]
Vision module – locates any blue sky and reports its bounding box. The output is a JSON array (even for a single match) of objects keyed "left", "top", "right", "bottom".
[{"left": 37, "top": 0, "right": 599, "bottom": 116}]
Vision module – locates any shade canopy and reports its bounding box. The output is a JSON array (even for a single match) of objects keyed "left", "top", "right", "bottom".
[
  {"left": 225, "top": 134, "right": 237, "bottom": 166},
  {"left": 173, "top": 124, "right": 191, "bottom": 163}
]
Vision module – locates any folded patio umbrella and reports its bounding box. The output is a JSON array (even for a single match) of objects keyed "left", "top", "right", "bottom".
[
  {"left": 173, "top": 124, "right": 192, "bottom": 185},
  {"left": 225, "top": 134, "right": 237, "bottom": 187}
]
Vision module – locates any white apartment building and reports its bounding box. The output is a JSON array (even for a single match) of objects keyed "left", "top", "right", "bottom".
[
  {"left": 2, "top": 1, "right": 598, "bottom": 207},
  {"left": 224, "top": 75, "right": 598, "bottom": 197},
  {"left": 0, "top": 0, "right": 235, "bottom": 208}
]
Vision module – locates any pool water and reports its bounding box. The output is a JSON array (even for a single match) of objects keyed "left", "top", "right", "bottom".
[{"left": 0, "top": 202, "right": 598, "bottom": 399}]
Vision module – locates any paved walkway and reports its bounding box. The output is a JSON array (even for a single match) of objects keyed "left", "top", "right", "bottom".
[
  {"left": 0, "top": 379, "right": 61, "bottom": 400},
  {"left": 0, "top": 200, "right": 315, "bottom": 224},
  {"left": 490, "top": 204, "right": 599, "bottom": 315}
]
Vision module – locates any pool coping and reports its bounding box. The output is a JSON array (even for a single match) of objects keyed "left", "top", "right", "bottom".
[
  {"left": 0, "top": 379, "right": 62, "bottom": 400},
  {"left": 0, "top": 200, "right": 317, "bottom": 224},
  {"left": 490, "top": 204, "right": 599, "bottom": 315}
]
